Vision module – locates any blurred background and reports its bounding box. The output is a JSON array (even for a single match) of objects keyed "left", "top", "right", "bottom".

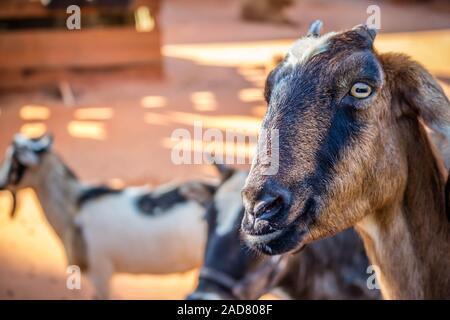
[{"left": 0, "top": 0, "right": 449, "bottom": 299}]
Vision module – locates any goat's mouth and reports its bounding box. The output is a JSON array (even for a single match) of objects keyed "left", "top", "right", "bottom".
[{"left": 243, "top": 222, "right": 306, "bottom": 255}]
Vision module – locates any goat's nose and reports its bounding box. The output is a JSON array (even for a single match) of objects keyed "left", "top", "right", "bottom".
[
  {"left": 253, "top": 193, "right": 284, "bottom": 221},
  {"left": 244, "top": 183, "right": 291, "bottom": 225}
]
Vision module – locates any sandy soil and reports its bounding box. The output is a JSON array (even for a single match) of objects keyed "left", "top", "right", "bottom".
[{"left": 0, "top": 0, "right": 449, "bottom": 299}]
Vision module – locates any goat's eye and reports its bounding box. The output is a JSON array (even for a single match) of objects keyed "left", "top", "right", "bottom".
[{"left": 350, "top": 82, "right": 372, "bottom": 99}]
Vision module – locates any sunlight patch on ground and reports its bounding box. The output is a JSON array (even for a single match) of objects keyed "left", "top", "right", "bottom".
[
  {"left": 144, "top": 112, "right": 173, "bottom": 126},
  {"left": 375, "top": 29, "right": 450, "bottom": 78},
  {"left": 107, "top": 178, "right": 126, "bottom": 189},
  {"left": 141, "top": 96, "right": 167, "bottom": 109},
  {"left": 67, "top": 121, "right": 107, "bottom": 140},
  {"left": 237, "top": 67, "right": 268, "bottom": 87},
  {"left": 144, "top": 111, "right": 262, "bottom": 135},
  {"left": 20, "top": 105, "right": 50, "bottom": 121},
  {"left": 163, "top": 29, "right": 450, "bottom": 78},
  {"left": 239, "top": 88, "right": 264, "bottom": 103},
  {"left": 251, "top": 105, "right": 267, "bottom": 117},
  {"left": 20, "top": 123, "right": 47, "bottom": 137},
  {"left": 74, "top": 108, "right": 114, "bottom": 121},
  {"left": 168, "top": 111, "right": 261, "bottom": 135},
  {"left": 191, "top": 91, "right": 217, "bottom": 112},
  {"left": 113, "top": 270, "right": 198, "bottom": 300},
  {"left": 163, "top": 40, "right": 289, "bottom": 68},
  {"left": 162, "top": 136, "right": 256, "bottom": 164}
]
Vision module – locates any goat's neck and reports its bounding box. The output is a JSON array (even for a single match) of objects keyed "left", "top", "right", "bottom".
[
  {"left": 31, "top": 153, "right": 83, "bottom": 240},
  {"left": 357, "top": 123, "right": 450, "bottom": 299}
]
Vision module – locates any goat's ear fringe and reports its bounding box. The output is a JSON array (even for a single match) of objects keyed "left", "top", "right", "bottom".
[
  {"left": 380, "top": 53, "right": 450, "bottom": 142},
  {"left": 404, "top": 59, "right": 450, "bottom": 224},
  {"left": 403, "top": 62, "right": 450, "bottom": 148},
  {"left": 381, "top": 53, "right": 450, "bottom": 222}
]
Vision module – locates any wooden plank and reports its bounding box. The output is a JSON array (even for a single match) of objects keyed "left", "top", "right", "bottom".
[
  {"left": 0, "top": 26, "right": 162, "bottom": 69},
  {"left": 0, "top": 1, "right": 48, "bottom": 20},
  {"left": 0, "top": 62, "right": 164, "bottom": 90},
  {"left": 0, "top": 0, "right": 160, "bottom": 19}
]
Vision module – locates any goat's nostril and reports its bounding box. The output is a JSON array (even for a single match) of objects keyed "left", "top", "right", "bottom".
[{"left": 253, "top": 194, "right": 284, "bottom": 220}]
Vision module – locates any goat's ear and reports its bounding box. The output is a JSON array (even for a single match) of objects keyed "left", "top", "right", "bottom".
[
  {"left": 400, "top": 61, "right": 450, "bottom": 145},
  {"left": 179, "top": 181, "right": 216, "bottom": 207},
  {"left": 212, "top": 162, "right": 235, "bottom": 182},
  {"left": 12, "top": 134, "right": 38, "bottom": 166},
  {"left": 382, "top": 53, "right": 450, "bottom": 218},
  {"left": 13, "top": 133, "right": 53, "bottom": 153},
  {"left": 409, "top": 66, "right": 450, "bottom": 223},
  {"left": 32, "top": 133, "right": 54, "bottom": 152},
  {"left": 12, "top": 133, "right": 53, "bottom": 166},
  {"left": 352, "top": 24, "right": 377, "bottom": 43},
  {"left": 379, "top": 53, "right": 450, "bottom": 138}
]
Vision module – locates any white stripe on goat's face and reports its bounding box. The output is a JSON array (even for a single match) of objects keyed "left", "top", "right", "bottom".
[
  {"left": 286, "top": 32, "right": 337, "bottom": 67},
  {"left": 215, "top": 171, "right": 248, "bottom": 236},
  {"left": 0, "top": 147, "right": 14, "bottom": 188}
]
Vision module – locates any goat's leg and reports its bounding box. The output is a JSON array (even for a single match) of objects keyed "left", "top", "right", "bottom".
[{"left": 88, "top": 258, "right": 113, "bottom": 300}]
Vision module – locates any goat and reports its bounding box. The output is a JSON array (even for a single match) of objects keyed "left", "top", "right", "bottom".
[
  {"left": 0, "top": 134, "right": 215, "bottom": 299},
  {"left": 188, "top": 166, "right": 380, "bottom": 300},
  {"left": 241, "top": 22, "right": 450, "bottom": 299}
]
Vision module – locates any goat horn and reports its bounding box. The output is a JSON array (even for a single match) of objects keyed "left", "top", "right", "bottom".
[{"left": 307, "top": 20, "right": 323, "bottom": 37}]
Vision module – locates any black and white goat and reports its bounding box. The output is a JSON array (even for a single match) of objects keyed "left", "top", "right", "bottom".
[
  {"left": 188, "top": 166, "right": 380, "bottom": 300},
  {"left": 0, "top": 134, "right": 214, "bottom": 299}
]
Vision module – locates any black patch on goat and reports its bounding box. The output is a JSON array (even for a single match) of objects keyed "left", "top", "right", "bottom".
[
  {"left": 8, "top": 158, "right": 27, "bottom": 186},
  {"left": 136, "top": 187, "right": 187, "bottom": 215},
  {"left": 77, "top": 186, "right": 122, "bottom": 208},
  {"left": 311, "top": 106, "right": 363, "bottom": 195}
]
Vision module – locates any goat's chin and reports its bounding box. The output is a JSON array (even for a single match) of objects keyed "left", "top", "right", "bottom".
[{"left": 244, "top": 223, "right": 307, "bottom": 256}]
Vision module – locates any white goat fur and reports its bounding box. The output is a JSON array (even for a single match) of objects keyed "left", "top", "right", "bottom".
[{"left": 76, "top": 187, "right": 206, "bottom": 298}]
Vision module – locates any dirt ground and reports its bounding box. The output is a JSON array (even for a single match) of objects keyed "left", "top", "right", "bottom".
[{"left": 0, "top": 0, "right": 449, "bottom": 299}]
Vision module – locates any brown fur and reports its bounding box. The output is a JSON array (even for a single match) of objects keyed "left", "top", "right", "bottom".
[
  {"left": 309, "top": 51, "right": 450, "bottom": 299},
  {"left": 243, "top": 27, "right": 450, "bottom": 299},
  {"left": 352, "top": 53, "right": 450, "bottom": 299}
]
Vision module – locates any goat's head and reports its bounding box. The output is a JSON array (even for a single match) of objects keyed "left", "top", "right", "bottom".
[
  {"left": 241, "top": 21, "right": 450, "bottom": 255},
  {"left": 0, "top": 134, "right": 53, "bottom": 217}
]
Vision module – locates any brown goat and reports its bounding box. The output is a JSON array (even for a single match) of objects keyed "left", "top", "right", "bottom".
[{"left": 241, "top": 22, "right": 450, "bottom": 299}]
